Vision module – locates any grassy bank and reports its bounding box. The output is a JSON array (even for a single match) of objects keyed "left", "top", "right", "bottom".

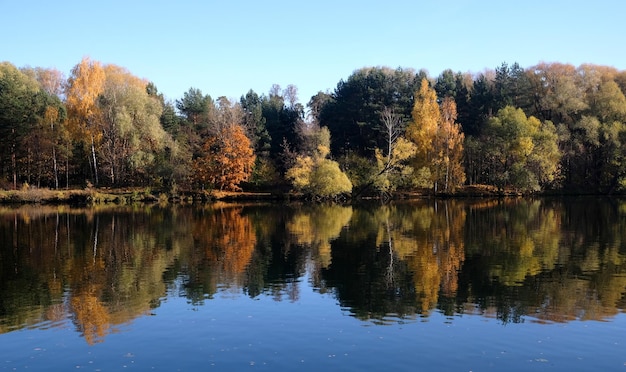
[
  {"left": 0, "top": 188, "right": 155, "bottom": 205},
  {"left": 0, "top": 184, "right": 517, "bottom": 206},
  {"left": 0, "top": 187, "right": 282, "bottom": 205}
]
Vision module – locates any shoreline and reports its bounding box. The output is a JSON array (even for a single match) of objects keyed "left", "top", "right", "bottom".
[{"left": 1, "top": 185, "right": 614, "bottom": 206}]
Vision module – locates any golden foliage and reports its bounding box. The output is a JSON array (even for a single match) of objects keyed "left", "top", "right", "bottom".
[
  {"left": 435, "top": 97, "right": 466, "bottom": 191},
  {"left": 70, "top": 287, "right": 110, "bottom": 345},
  {"left": 374, "top": 201, "right": 466, "bottom": 314},
  {"left": 286, "top": 205, "right": 353, "bottom": 268},
  {"left": 286, "top": 154, "right": 352, "bottom": 198},
  {"left": 406, "top": 79, "right": 440, "bottom": 161},
  {"left": 406, "top": 80, "right": 465, "bottom": 192},
  {"left": 65, "top": 57, "right": 105, "bottom": 142},
  {"left": 286, "top": 155, "right": 314, "bottom": 190}
]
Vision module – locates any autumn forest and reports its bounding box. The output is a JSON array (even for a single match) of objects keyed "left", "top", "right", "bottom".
[{"left": 2, "top": 58, "right": 626, "bottom": 197}]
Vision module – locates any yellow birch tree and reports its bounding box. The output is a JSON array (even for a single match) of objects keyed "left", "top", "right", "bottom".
[
  {"left": 406, "top": 79, "right": 465, "bottom": 192},
  {"left": 406, "top": 79, "right": 441, "bottom": 189},
  {"left": 65, "top": 57, "right": 105, "bottom": 185},
  {"left": 437, "top": 97, "right": 465, "bottom": 192}
]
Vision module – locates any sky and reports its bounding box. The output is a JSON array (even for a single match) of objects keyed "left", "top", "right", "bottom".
[{"left": 2, "top": 0, "right": 625, "bottom": 106}]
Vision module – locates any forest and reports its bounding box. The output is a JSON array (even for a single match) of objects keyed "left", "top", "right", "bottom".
[{"left": 1, "top": 58, "right": 626, "bottom": 198}]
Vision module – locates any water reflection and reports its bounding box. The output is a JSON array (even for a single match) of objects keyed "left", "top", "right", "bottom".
[
  {"left": 1, "top": 198, "right": 625, "bottom": 344},
  {"left": 323, "top": 201, "right": 467, "bottom": 321}
]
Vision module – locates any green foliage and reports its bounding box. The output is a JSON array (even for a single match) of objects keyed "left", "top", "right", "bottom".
[
  {"left": 3, "top": 58, "right": 626, "bottom": 195},
  {"left": 338, "top": 153, "right": 376, "bottom": 190},
  {"left": 559, "top": 74, "right": 626, "bottom": 192},
  {"left": 176, "top": 87, "right": 213, "bottom": 127},
  {"left": 464, "top": 73, "right": 495, "bottom": 137},
  {"left": 160, "top": 100, "right": 181, "bottom": 136},
  {"left": 480, "top": 106, "right": 561, "bottom": 192},
  {"left": 435, "top": 70, "right": 473, "bottom": 137},
  {"left": 240, "top": 90, "right": 270, "bottom": 156},
  {"left": 373, "top": 137, "right": 418, "bottom": 193},
  {"left": 308, "top": 159, "right": 353, "bottom": 198},
  {"left": 248, "top": 156, "right": 281, "bottom": 189},
  {"left": 590, "top": 81, "right": 626, "bottom": 123},
  {"left": 97, "top": 65, "right": 170, "bottom": 186},
  {"left": 307, "top": 91, "right": 333, "bottom": 124},
  {"left": 0, "top": 62, "right": 66, "bottom": 188},
  {"left": 320, "top": 67, "right": 425, "bottom": 157},
  {"left": 597, "top": 120, "right": 626, "bottom": 192},
  {"left": 527, "top": 120, "right": 561, "bottom": 187},
  {"left": 530, "top": 62, "right": 587, "bottom": 125},
  {"left": 412, "top": 167, "right": 433, "bottom": 189},
  {"left": 300, "top": 125, "right": 331, "bottom": 156},
  {"left": 494, "top": 62, "right": 532, "bottom": 111},
  {"left": 261, "top": 86, "right": 303, "bottom": 167}
]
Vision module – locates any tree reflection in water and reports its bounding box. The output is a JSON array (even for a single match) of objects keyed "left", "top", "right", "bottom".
[{"left": 1, "top": 197, "right": 625, "bottom": 344}]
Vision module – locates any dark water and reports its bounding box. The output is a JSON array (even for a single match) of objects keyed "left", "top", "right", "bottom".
[{"left": 1, "top": 198, "right": 625, "bottom": 370}]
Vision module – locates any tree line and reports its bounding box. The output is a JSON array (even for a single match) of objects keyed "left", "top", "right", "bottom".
[{"left": 1, "top": 58, "right": 625, "bottom": 196}]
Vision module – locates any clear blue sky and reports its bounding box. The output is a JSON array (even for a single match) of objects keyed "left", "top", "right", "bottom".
[{"left": 2, "top": 0, "right": 625, "bottom": 105}]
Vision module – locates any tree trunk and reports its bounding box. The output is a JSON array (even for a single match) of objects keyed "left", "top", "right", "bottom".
[
  {"left": 65, "top": 149, "right": 69, "bottom": 189},
  {"left": 51, "top": 121, "right": 59, "bottom": 190},
  {"left": 91, "top": 135, "right": 99, "bottom": 186},
  {"left": 52, "top": 146, "right": 59, "bottom": 189},
  {"left": 11, "top": 128, "right": 16, "bottom": 189},
  {"left": 11, "top": 151, "right": 16, "bottom": 189}
]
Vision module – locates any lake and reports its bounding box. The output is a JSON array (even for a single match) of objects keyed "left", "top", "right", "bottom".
[{"left": 1, "top": 198, "right": 625, "bottom": 370}]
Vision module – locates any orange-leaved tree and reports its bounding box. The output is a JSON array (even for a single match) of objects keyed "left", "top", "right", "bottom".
[{"left": 193, "top": 123, "right": 255, "bottom": 191}]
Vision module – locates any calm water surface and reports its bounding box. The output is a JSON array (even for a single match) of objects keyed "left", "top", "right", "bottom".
[{"left": 1, "top": 198, "right": 625, "bottom": 370}]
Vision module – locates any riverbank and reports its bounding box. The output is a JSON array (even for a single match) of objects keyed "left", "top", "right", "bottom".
[
  {"left": 0, "top": 188, "right": 157, "bottom": 205},
  {"left": 0, "top": 184, "right": 518, "bottom": 205},
  {"left": 0, "top": 187, "right": 288, "bottom": 205}
]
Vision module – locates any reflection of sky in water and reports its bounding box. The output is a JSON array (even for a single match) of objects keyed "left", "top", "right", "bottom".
[{"left": 2, "top": 271, "right": 625, "bottom": 371}]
